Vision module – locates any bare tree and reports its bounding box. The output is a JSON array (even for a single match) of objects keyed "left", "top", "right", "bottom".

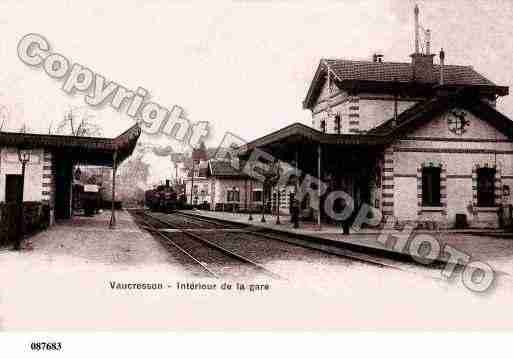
[
  {"left": 18, "top": 123, "right": 31, "bottom": 133},
  {"left": 0, "top": 105, "right": 9, "bottom": 131},
  {"left": 103, "top": 152, "right": 150, "bottom": 206},
  {"left": 56, "top": 106, "right": 103, "bottom": 137},
  {"left": 55, "top": 106, "right": 104, "bottom": 193}
]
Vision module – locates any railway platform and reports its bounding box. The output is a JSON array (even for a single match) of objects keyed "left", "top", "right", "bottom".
[
  {"left": 19, "top": 209, "right": 179, "bottom": 268},
  {"left": 181, "top": 210, "right": 513, "bottom": 276}
]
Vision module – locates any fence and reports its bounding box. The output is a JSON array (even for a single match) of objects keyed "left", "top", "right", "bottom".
[{"left": 0, "top": 202, "right": 50, "bottom": 247}]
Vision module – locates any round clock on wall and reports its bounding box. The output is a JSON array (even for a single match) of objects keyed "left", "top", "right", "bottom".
[{"left": 447, "top": 109, "right": 470, "bottom": 135}]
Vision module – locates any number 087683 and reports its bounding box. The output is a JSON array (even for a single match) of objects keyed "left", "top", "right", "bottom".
[{"left": 30, "top": 342, "right": 62, "bottom": 351}]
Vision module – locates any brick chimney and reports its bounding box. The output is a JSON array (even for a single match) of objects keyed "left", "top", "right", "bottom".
[{"left": 410, "top": 53, "right": 435, "bottom": 82}]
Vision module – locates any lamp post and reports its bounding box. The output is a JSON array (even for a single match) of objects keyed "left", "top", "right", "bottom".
[
  {"left": 260, "top": 186, "right": 266, "bottom": 223},
  {"left": 275, "top": 160, "right": 281, "bottom": 225},
  {"left": 190, "top": 160, "right": 195, "bottom": 208},
  {"left": 260, "top": 159, "right": 281, "bottom": 224},
  {"left": 276, "top": 186, "right": 281, "bottom": 225},
  {"left": 232, "top": 186, "right": 236, "bottom": 214},
  {"left": 15, "top": 149, "right": 31, "bottom": 250},
  {"left": 248, "top": 180, "right": 253, "bottom": 221}
]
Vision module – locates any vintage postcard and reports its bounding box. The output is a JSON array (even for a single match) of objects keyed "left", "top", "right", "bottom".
[{"left": 1, "top": 0, "right": 513, "bottom": 355}]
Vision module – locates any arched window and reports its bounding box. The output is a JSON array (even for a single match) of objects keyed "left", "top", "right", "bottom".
[
  {"left": 477, "top": 167, "right": 496, "bottom": 207},
  {"left": 418, "top": 161, "right": 446, "bottom": 210},
  {"left": 422, "top": 166, "right": 441, "bottom": 206},
  {"left": 227, "top": 187, "right": 240, "bottom": 202},
  {"left": 252, "top": 189, "right": 262, "bottom": 202}
]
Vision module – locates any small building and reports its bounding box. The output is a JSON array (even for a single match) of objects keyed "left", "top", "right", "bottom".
[
  {"left": 0, "top": 124, "right": 140, "bottom": 244},
  {"left": 183, "top": 157, "right": 295, "bottom": 215},
  {"left": 184, "top": 165, "right": 211, "bottom": 207},
  {"left": 208, "top": 160, "right": 253, "bottom": 212}
]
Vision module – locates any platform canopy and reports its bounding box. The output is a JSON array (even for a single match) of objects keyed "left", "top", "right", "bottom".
[
  {"left": 237, "top": 122, "right": 386, "bottom": 162},
  {"left": 0, "top": 124, "right": 141, "bottom": 167}
]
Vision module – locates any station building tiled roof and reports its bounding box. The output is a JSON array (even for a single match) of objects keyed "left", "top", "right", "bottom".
[
  {"left": 322, "top": 59, "right": 496, "bottom": 86},
  {"left": 303, "top": 58, "right": 508, "bottom": 109},
  {"left": 208, "top": 160, "right": 247, "bottom": 178}
]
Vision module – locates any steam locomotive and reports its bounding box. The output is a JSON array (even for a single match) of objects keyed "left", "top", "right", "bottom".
[{"left": 145, "top": 180, "right": 179, "bottom": 212}]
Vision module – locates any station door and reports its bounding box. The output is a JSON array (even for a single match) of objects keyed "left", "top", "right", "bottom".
[{"left": 4, "top": 175, "right": 23, "bottom": 244}]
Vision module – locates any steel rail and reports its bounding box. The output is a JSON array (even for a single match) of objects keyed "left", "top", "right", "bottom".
[
  {"left": 133, "top": 210, "right": 283, "bottom": 280},
  {"left": 131, "top": 211, "right": 219, "bottom": 278}
]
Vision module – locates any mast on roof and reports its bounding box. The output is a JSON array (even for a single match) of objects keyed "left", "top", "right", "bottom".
[
  {"left": 414, "top": 4, "right": 432, "bottom": 55},
  {"left": 414, "top": 4, "right": 420, "bottom": 54}
]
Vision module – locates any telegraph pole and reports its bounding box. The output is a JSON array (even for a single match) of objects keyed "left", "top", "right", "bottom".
[{"left": 190, "top": 160, "right": 195, "bottom": 206}]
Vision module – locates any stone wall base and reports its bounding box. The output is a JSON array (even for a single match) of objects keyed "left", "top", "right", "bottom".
[{"left": 394, "top": 218, "right": 499, "bottom": 230}]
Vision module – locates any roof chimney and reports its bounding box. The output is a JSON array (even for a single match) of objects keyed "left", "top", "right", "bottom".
[
  {"left": 373, "top": 53, "right": 384, "bottom": 63},
  {"left": 411, "top": 52, "right": 435, "bottom": 82}
]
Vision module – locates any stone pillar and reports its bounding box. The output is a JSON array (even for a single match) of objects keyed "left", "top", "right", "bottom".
[
  {"left": 348, "top": 96, "right": 360, "bottom": 133},
  {"left": 471, "top": 164, "right": 478, "bottom": 220},
  {"left": 495, "top": 164, "right": 503, "bottom": 206},
  {"left": 382, "top": 146, "right": 395, "bottom": 227},
  {"left": 440, "top": 164, "right": 448, "bottom": 217},
  {"left": 317, "top": 143, "right": 322, "bottom": 228}
]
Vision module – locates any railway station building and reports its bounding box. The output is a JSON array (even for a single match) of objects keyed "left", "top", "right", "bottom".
[
  {"left": 239, "top": 7, "right": 513, "bottom": 229},
  {"left": 184, "top": 156, "right": 296, "bottom": 214},
  {"left": 0, "top": 124, "right": 141, "bottom": 245}
]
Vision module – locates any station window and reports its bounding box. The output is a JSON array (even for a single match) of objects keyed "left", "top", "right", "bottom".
[
  {"left": 320, "top": 119, "right": 326, "bottom": 133},
  {"left": 227, "top": 188, "right": 240, "bottom": 202},
  {"left": 252, "top": 190, "right": 262, "bottom": 202},
  {"left": 334, "top": 114, "right": 341, "bottom": 134},
  {"left": 422, "top": 167, "right": 441, "bottom": 206},
  {"left": 477, "top": 168, "right": 496, "bottom": 207}
]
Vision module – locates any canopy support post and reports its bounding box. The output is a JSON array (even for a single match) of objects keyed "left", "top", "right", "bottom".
[
  {"left": 317, "top": 143, "right": 322, "bottom": 230},
  {"left": 109, "top": 151, "right": 118, "bottom": 229}
]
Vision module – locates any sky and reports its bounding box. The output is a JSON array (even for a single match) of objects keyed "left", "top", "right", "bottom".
[{"left": 1, "top": 0, "right": 513, "bottom": 181}]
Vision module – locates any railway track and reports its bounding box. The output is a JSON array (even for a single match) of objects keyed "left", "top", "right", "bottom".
[
  {"left": 165, "top": 211, "right": 472, "bottom": 282},
  {"left": 135, "top": 210, "right": 411, "bottom": 274},
  {"left": 150, "top": 211, "right": 243, "bottom": 230},
  {"left": 132, "top": 210, "right": 510, "bottom": 287},
  {"left": 136, "top": 210, "right": 483, "bottom": 285},
  {"left": 172, "top": 211, "right": 513, "bottom": 282},
  {"left": 130, "top": 209, "right": 282, "bottom": 280},
  {"left": 167, "top": 210, "right": 406, "bottom": 272}
]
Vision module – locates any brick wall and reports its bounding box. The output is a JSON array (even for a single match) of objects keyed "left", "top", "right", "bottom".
[
  {"left": 358, "top": 96, "right": 417, "bottom": 131},
  {"left": 212, "top": 178, "right": 260, "bottom": 210},
  {"left": 311, "top": 86, "right": 418, "bottom": 134},
  {"left": 0, "top": 147, "right": 46, "bottom": 202},
  {"left": 389, "top": 109, "right": 513, "bottom": 228},
  {"left": 184, "top": 177, "right": 211, "bottom": 205}
]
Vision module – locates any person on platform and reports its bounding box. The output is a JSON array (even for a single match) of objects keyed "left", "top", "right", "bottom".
[{"left": 290, "top": 199, "right": 300, "bottom": 229}]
